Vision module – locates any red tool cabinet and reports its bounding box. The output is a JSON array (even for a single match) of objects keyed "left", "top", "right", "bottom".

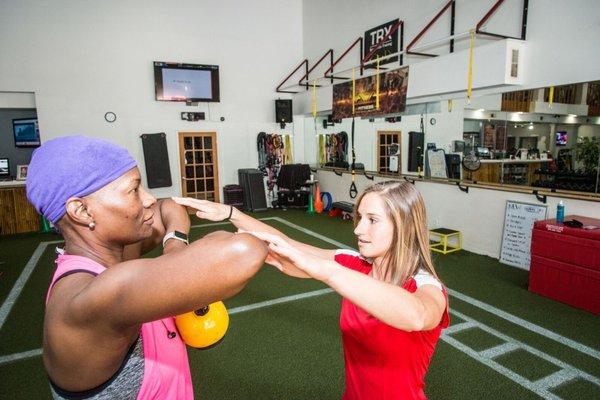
[{"left": 529, "top": 215, "right": 600, "bottom": 314}]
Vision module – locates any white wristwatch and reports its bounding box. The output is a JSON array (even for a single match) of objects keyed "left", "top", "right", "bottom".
[{"left": 162, "top": 231, "right": 189, "bottom": 247}]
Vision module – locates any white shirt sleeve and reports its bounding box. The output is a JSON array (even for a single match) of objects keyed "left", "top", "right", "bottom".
[
  {"left": 334, "top": 249, "right": 362, "bottom": 257},
  {"left": 414, "top": 269, "right": 443, "bottom": 291}
]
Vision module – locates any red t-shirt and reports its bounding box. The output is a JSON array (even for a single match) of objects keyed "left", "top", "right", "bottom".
[{"left": 335, "top": 250, "right": 449, "bottom": 400}]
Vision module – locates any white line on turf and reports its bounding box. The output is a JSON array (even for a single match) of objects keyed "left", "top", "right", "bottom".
[
  {"left": 449, "top": 310, "right": 600, "bottom": 387},
  {"left": 448, "top": 288, "right": 600, "bottom": 361},
  {"left": 0, "top": 240, "right": 62, "bottom": 331},
  {"left": 441, "top": 321, "right": 476, "bottom": 335},
  {"left": 534, "top": 369, "right": 581, "bottom": 390},
  {"left": 443, "top": 309, "right": 600, "bottom": 398},
  {"left": 441, "top": 334, "right": 562, "bottom": 400},
  {"left": 228, "top": 288, "right": 334, "bottom": 314},
  {"left": 0, "top": 348, "right": 43, "bottom": 365},
  {"left": 479, "top": 342, "right": 520, "bottom": 359}
]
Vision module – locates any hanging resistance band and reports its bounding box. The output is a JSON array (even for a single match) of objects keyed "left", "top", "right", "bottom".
[
  {"left": 318, "top": 134, "right": 326, "bottom": 165},
  {"left": 349, "top": 117, "right": 358, "bottom": 199},
  {"left": 257, "top": 132, "right": 268, "bottom": 174},
  {"left": 311, "top": 79, "right": 318, "bottom": 118},
  {"left": 284, "top": 134, "right": 293, "bottom": 164},
  {"left": 548, "top": 86, "right": 555, "bottom": 108},
  {"left": 352, "top": 68, "right": 356, "bottom": 114},
  {"left": 467, "top": 29, "right": 475, "bottom": 103},
  {"left": 419, "top": 115, "right": 425, "bottom": 175},
  {"left": 376, "top": 55, "right": 380, "bottom": 110},
  {"left": 312, "top": 79, "right": 319, "bottom": 163}
]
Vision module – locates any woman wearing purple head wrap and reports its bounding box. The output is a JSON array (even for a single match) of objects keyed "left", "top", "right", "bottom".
[{"left": 27, "top": 135, "right": 267, "bottom": 400}]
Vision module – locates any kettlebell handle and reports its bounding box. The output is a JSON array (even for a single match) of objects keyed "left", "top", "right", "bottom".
[{"left": 194, "top": 306, "right": 210, "bottom": 316}]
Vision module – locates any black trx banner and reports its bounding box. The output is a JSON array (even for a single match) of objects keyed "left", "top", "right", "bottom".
[
  {"left": 364, "top": 19, "right": 399, "bottom": 65},
  {"left": 332, "top": 67, "right": 409, "bottom": 120}
]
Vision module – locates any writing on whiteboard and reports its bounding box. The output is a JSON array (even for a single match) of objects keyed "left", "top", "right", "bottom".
[{"left": 500, "top": 201, "right": 547, "bottom": 270}]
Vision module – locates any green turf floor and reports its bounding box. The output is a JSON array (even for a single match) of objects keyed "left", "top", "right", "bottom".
[{"left": 0, "top": 209, "right": 598, "bottom": 399}]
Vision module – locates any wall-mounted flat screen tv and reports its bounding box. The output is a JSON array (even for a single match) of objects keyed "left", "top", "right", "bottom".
[
  {"left": 154, "top": 62, "right": 220, "bottom": 102},
  {"left": 556, "top": 131, "right": 568, "bottom": 146},
  {"left": 13, "top": 118, "right": 40, "bottom": 147}
]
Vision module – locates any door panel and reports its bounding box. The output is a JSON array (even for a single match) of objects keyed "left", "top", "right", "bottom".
[
  {"left": 377, "top": 131, "right": 401, "bottom": 174},
  {"left": 179, "top": 132, "right": 220, "bottom": 202}
]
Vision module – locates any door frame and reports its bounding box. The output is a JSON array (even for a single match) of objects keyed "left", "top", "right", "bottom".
[
  {"left": 376, "top": 130, "right": 402, "bottom": 174},
  {"left": 178, "top": 131, "right": 220, "bottom": 202}
]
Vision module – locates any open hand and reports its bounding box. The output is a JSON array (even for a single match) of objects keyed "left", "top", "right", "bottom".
[
  {"left": 172, "top": 197, "right": 230, "bottom": 222},
  {"left": 247, "top": 231, "right": 338, "bottom": 282}
]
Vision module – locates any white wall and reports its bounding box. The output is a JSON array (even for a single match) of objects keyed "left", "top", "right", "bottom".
[
  {"left": 302, "top": 0, "right": 600, "bottom": 90},
  {"left": 0, "top": 92, "right": 36, "bottom": 109},
  {"left": 0, "top": 0, "right": 303, "bottom": 198}
]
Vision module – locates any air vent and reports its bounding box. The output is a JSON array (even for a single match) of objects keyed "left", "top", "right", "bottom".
[{"left": 511, "top": 49, "right": 519, "bottom": 78}]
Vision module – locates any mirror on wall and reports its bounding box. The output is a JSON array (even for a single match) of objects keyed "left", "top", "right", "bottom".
[
  {"left": 462, "top": 81, "right": 600, "bottom": 194},
  {"left": 303, "top": 103, "right": 442, "bottom": 177},
  {"left": 302, "top": 80, "right": 600, "bottom": 196}
]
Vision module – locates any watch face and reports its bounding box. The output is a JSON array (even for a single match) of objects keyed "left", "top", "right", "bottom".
[{"left": 173, "top": 231, "right": 188, "bottom": 240}]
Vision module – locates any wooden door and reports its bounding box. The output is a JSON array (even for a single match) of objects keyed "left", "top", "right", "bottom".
[
  {"left": 377, "top": 131, "right": 401, "bottom": 174},
  {"left": 178, "top": 132, "right": 220, "bottom": 202}
]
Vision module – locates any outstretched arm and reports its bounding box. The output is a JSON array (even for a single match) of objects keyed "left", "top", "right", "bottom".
[
  {"left": 66, "top": 231, "right": 268, "bottom": 330},
  {"left": 171, "top": 196, "right": 336, "bottom": 260},
  {"left": 251, "top": 231, "right": 446, "bottom": 332}
]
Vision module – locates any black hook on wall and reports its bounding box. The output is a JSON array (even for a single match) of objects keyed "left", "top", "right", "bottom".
[
  {"left": 456, "top": 182, "right": 469, "bottom": 193},
  {"left": 532, "top": 190, "right": 547, "bottom": 204}
]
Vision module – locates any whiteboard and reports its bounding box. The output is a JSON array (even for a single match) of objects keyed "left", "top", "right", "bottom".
[
  {"left": 500, "top": 201, "right": 547, "bottom": 270},
  {"left": 426, "top": 149, "right": 448, "bottom": 178}
]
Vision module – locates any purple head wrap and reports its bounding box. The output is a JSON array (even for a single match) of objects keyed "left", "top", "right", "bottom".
[{"left": 26, "top": 135, "right": 137, "bottom": 224}]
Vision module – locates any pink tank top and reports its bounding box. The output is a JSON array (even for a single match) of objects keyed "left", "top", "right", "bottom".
[{"left": 46, "top": 254, "right": 194, "bottom": 400}]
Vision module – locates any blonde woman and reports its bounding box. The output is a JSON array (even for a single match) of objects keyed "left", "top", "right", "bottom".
[{"left": 173, "top": 180, "right": 449, "bottom": 399}]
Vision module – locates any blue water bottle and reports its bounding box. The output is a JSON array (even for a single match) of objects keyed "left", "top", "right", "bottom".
[{"left": 556, "top": 201, "right": 565, "bottom": 223}]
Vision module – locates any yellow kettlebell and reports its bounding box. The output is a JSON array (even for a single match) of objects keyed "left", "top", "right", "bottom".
[{"left": 175, "top": 301, "right": 229, "bottom": 349}]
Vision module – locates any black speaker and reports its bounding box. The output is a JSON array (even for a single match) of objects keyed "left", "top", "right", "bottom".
[
  {"left": 238, "top": 169, "right": 255, "bottom": 211},
  {"left": 445, "top": 154, "right": 461, "bottom": 179},
  {"left": 238, "top": 168, "right": 267, "bottom": 212},
  {"left": 140, "top": 133, "right": 172, "bottom": 188},
  {"left": 275, "top": 99, "right": 292, "bottom": 123},
  {"left": 408, "top": 131, "right": 424, "bottom": 172}
]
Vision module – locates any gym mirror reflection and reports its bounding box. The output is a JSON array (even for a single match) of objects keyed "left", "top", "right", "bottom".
[
  {"left": 463, "top": 81, "right": 600, "bottom": 194},
  {"left": 303, "top": 103, "right": 441, "bottom": 178},
  {"left": 303, "top": 80, "right": 599, "bottom": 196}
]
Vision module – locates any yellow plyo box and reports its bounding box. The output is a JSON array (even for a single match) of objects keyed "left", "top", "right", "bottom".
[{"left": 429, "top": 228, "right": 462, "bottom": 254}]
